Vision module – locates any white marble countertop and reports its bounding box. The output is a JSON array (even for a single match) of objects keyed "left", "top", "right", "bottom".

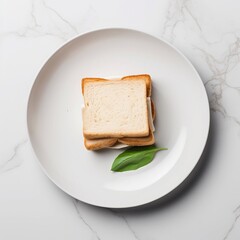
[{"left": 1, "top": 0, "right": 240, "bottom": 239}]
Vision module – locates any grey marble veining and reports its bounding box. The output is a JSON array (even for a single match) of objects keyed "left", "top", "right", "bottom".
[{"left": 0, "top": 139, "right": 28, "bottom": 173}]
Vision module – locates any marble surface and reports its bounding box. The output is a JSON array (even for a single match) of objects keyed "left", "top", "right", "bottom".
[{"left": 1, "top": 0, "right": 240, "bottom": 239}]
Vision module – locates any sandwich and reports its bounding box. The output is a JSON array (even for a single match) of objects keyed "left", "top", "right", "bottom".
[{"left": 81, "top": 74, "right": 155, "bottom": 150}]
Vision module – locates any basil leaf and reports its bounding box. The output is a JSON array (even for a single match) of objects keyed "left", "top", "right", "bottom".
[{"left": 111, "top": 145, "right": 167, "bottom": 172}]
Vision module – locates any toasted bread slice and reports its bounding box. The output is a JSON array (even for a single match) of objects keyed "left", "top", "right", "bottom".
[
  {"left": 84, "top": 99, "right": 156, "bottom": 150},
  {"left": 82, "top": 78, "right": 149, "bottom": 139},
  {"left": 84, "top": 138, "right": 118, "bottom": 150},
  {"left": 118, "top": 129, "right": 155, "bottom": 146},
  {"left": 84, "top": 131, "right": 154, "bottom": 150},
  {"left": 121, "top": 74, "right": 152, "bottom": 97}
]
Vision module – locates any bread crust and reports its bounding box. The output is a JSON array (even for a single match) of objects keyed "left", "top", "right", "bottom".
[
  {"left": 84, "top": 138, "right": 118, "bottom": 150},
  {"left": 118, "top": 129, "right": 155, "bottom": 146},
  {"left": 82, "top": 74, "right": 151, "bottom": 96},
  {"left": 84, "top": 129, "right": 149, "bottom": 139},
  {"left": 151, "top": 99, "right": 156, "bottom": 120},
  {"left": 82, "top": 78, "right": 108, "bottom": 94}
]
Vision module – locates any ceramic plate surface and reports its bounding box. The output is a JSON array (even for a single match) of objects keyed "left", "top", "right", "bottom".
[{"left": 27, "top": 28, "right": 209, "bottom": 208}]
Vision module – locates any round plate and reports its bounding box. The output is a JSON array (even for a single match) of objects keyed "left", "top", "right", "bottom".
[{"left": 27, "top": 28, "right": 209, "bottom": 208}]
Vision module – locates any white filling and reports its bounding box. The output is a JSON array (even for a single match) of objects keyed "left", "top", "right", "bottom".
[
  {"left": 147, "top": 97, "right": 155, "bottom": 132},
  {"left": 108, "top": 142, "right": 129, "bottom": 149}
]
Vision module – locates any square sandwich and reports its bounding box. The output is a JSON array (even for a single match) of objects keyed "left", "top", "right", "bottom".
[{"left": 81, "top": 74, "right": 155, "bottom": 150}]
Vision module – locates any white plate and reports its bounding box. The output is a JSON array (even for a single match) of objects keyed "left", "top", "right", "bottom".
[{"left": 27, "top": 28, "right": 210, "bottom": 208}]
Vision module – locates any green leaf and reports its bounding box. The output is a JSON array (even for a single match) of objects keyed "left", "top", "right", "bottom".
[{"left": 111, "top": 145, "right": 167, "bottom": 172}]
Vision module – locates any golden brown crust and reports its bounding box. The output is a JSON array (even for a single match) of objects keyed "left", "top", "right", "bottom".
[
  {"left": 151, "top": 99, "right": 156, "bottom": 121},
  {"left": 84, "top": 138, "right": 118, "bottom": 150},
  {"left": 81, "top": 78, "right": 108, "bottom": 94},
  {"left": 84, "top": 129, "right": 149, "bottom": 140},
  {"left": 118, "top": 129, "right": 155, "bottom": 146},
  {"left": 82, "top": 74, "right": 152, "bottom": 96},
  {"left": 121, "top": 74, "right": 152, "bottom": 97}
]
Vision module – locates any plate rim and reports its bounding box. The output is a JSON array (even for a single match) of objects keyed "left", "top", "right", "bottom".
[{"left": 26, "top": 27, "right": 210, "bottom": 208}]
